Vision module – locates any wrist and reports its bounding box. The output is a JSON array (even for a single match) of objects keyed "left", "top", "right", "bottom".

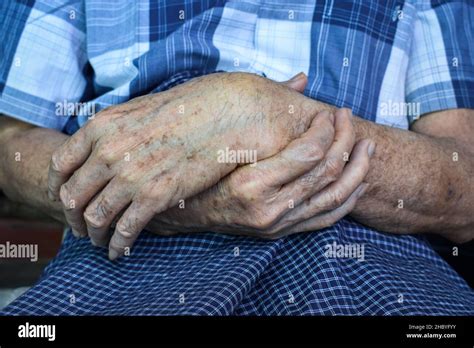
[
  {"left": 0, "top": 126, "right": 68, "bottom": 223},
  {"left": 0, "top": 117, "right": 35, "bottom": 190}
]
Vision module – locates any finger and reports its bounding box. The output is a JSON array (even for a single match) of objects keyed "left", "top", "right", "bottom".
[
  {"left": 254, "top": 110, "right": 335, "bottom": 188},
  {"left": 279, "top": 107, "right": 356, "bottom": 205},
  {"left": 280, "top": 72, "right": 308, "bottom": 93},
  {"left": 108, "top": 200, "right": 157, "bottom": 261},
  {"left": 274, "top": 182, "right": 369, "bottom": 237},
  {"left": 108, "top": 176, "right": 180, "bottom": 260},
  {"left": 306, "top": 138, "right": 373, "bottom": 213},
  {"left": 83, "top": 177, "right": 133, "bottom": 247},
  {"left": 48, "top": 128, "right": 93, "bottom": 201},
  {"left": 283, "top": 138, "right": 374, "bottom": 224},
  {"left": 315, "top": 107, "right": 356, "bottom": 183},
  {"left": 60, "top": 158, "right": 112, "bottom": 237}
]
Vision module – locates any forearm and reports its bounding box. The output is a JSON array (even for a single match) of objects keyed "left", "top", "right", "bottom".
[
  {"left": 350, "top": 117, "right": 474, "bottom": 242},
  {"left": 298, "top": 100, "right": 474, "bottom": 242},
  {"left": 0, "top": 117, "right": 68, "bottom": 223}
]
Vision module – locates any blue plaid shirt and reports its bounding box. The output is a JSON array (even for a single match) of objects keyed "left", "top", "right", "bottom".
[{"left": 1, "top": 0, "right": 473, "bottom": 315}]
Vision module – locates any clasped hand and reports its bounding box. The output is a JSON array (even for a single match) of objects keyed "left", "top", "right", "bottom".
[{"left": 48, "top": 72, "right": 373, "bottom": 260}]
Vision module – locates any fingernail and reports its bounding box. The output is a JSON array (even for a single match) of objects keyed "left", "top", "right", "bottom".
[
  {"left": 71, "top": 228, "right": 80, "bottom": 238},
  {"left": 319, "top": 110, "right": 330, "bottom": 117},
  {"left": 108, "top": 249, "right": 119, "bottom": 261},
  {"left": 328, "top": 111, "right": 335, "bottom": 125},
  {"left": 367, "top": 140, "right": 376, "bottom": 157},
  {"left": 91, "top": 238, "right": 108, "bottom": 248},
  {"left": 290, "top": 72, "right": 305, "bottom": 81},
  {"left": 357, "top": 183, "right": 369, "bottom": 198},
  {"left": 335, "top": 108, "right": 351, "bottom": 121}
]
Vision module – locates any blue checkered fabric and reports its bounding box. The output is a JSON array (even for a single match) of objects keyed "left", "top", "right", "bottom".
[
  {"left": 3, "top": 220, "right": 474, "bottom": 315},
  {"left": 1, "top": 0, "right": 474, "bottom": 315}
]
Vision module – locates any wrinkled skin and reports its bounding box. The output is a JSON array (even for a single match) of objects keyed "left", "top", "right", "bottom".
[
  {"left": 149, "top": 107, "right": 372, "bottom": 239},
  {"left": 48, "top": 72, "right": 372, "bottom": 259}
]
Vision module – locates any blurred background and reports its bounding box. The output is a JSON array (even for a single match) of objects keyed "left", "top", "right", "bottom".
[{"left": 0, "top": 192, "right": 63, "bottom": 309}]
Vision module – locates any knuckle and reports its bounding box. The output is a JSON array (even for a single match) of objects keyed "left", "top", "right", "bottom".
[
  {"left": 115, "top": 222, "right": 135, "bottom": 239},
  {"left": 95, "top": 146, "right": 117, "bottom": 163},
  {"left": 136, "top": 188, "right": 159, "bottom": 203},
  {"left": 298, "top": 172, "right": 316, "bottom": 188},
  {"left": 59, "top": 185, "right": 73, "bottom": 210},
  {"left": 116, "top": 171, "right": 137, "bottom": 186},
  {"left": 229, "top": 174, "right": 261, "bottom": 203},
  {"left": 83, "top": 209, "right": 106, "bottom": 229},
  {"left": 330, "top": 189, "right": 346, "bottom": 207},
  {"left": 323, "top": 157, "right": 342, "bottom": 181},
  {"left": 305, "top": 143, "right": 325, "bottom": 162},
  {"left": 84, "top": 195, "right": 114, "bottom": 228},
  {"left": 50, "top": 151, "right": 65, "bottom": 173}
]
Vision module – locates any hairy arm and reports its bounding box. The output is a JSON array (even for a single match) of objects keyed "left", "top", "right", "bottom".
[
  {"left": 351, "top": 109, "right": 474, "bottom": 243},
  {"left": 305, "top": 105, "right": 474, "bottom": 243},
  {"left": 0, "top": 116, "right": 67, "bottom": 223}
]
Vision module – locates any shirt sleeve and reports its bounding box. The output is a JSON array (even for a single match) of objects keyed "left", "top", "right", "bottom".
[
  {"left": 406, "top": 0, "right": 474, "bottom": 124},
  {"left": 0, "top": 0, "right": 89, "bottom": 131}
]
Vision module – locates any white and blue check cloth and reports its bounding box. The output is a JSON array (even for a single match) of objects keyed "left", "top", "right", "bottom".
[{"left": 1, "top": 0, "right": 473, "bottom": 315}]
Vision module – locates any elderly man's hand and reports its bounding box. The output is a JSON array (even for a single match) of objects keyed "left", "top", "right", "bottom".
[
  {"left": 48, "top": 72, "right": 338, "bottom": 259},
  {"left": 149, "top": 108, "right": 374, "bottom": 238}
]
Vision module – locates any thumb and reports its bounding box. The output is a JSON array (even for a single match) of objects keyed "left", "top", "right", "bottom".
[{"left": 280, "top": 72, "right": 307, "bottom": 93}]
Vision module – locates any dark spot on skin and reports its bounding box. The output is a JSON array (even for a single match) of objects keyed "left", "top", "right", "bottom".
[
  {"left": 159, "top": 99, "right": 171, "bottom": 109},
  {"left": 367, "top": 184, "right": 380, "bottom": 197},
  {"left": 446, "top": 182, "right": 455, "bottom": 201}
]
